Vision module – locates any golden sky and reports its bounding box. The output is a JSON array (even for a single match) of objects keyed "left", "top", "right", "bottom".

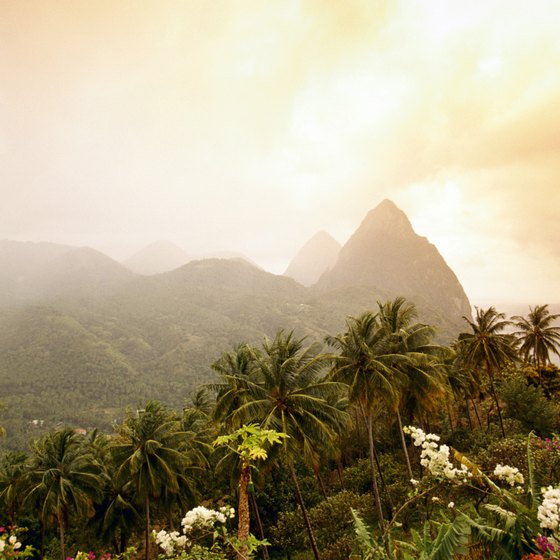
[{"left": 1, "top": 0, "right": 559, "bottom": 303}]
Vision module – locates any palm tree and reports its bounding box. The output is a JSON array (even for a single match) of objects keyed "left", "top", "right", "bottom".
[
  {"left": 111, "top": 401, "right": 197, "bottom": 560},
  {"left": 214, "top": 331, "right": 348, "bottom": 560},
  {"left": 377, "top": 297, "right": 450, "bottom": 480},
  {"left": 0, "top": 451, "right": 29, "bottom": 525},
  {"left": 457, "top": 307, "right": 518, "bottom": 438},
  {"left": 327, "top": 312, "right": 398, "bottom": 532},
  {"left": 512, "top": 304, "right": 560, "bottom": 381},
  {"left": 85, "top": 430, "right": 140, "bottom": 554},
  {"left": 25, "top": 428, "right": 103, "bottom": 560}
]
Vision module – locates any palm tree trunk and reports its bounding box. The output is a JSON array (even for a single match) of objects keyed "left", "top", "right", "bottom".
[
  {"left": 372, "top": 443, "right": 394, "bottom": 518},
  {"left": 40, "top": 522, "right": 45, "bottom": 560},
  {"left": 237, "top": 461, "right": 251, "bottom": 560},
  {"left": 145, "top": 494, "right": 151, "bottom": 560},
  {"left": 464, "top": 396, "right": 473, "bottom": 430},
  {"left": 357, "top": 400, "right": 385, "bottom": 530},
  {"left": 396, "top": 409, "right": 413, "bottom": 482},
  {"left": 250, "top": 492, "right": 270, "bottom": 560},
  {"left": 445, "top": 401, "right": 454, "bottom": 434},
  {"left": 364, "top": 410, "right": 385, "bottom": 531},
  {"left": 486, "top": 361, "right": 505, "bottom": 438},
  {"left": 59, "top": 518, "right": 65, "bottom": 560},
  {"left": 471, "top": 397, "right": 483, "bottom": 428},
  {"left": 314, "top": 468, "right": 328, "bottom": 499},
  {"left": 288, "top": 461, "right": 321, "bottom": 560}
]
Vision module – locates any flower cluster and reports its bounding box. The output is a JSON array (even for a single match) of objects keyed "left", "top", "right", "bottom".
[
  {"left": 0, "top": 527, "right": 33, "bottom": 560},
  {"left": 153, "top": 530, "right": 189, "bottom": 556},
  {"left": 404, "top": 426, "right": 470, "bottom": 482},
  {"left": 181, "top": 506, "right": 235, "bottom": 532},
  {"left": 154, "top": 505, "right": 235, "bottom": 557},
  {"left": 533, "top": 436, "right": 560, "bottom": 454},
  {"left": 536, "top": 534, "right": 557, "bottom": 553},
  {"left": 493, "top": 464, "right": 525, "bottom": 487},
  {"left": 0, "top": 534, "right": 22, "bottom": 554},
  {"left": 538, "top": 486, "right": 560, "bottom": 532}
]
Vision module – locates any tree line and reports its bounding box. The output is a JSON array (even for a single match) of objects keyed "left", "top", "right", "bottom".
[{"left": 1, "top": 298, "right": 559, "bottom": 560}]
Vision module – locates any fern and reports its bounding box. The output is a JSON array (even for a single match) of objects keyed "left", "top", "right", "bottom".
[
  {"left": 351, "top": 508, "right": 374, "bottom": 552},
  {"left": 526, "top": 431, "right": 540, "bottom": 512},
  {"left": 431, "top": 516, "right": 471, "bottom": 560}
]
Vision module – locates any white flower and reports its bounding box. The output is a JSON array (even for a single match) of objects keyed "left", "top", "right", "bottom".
[
  {"left": 493, "top": 464, "right": 524, "bottom": 487},
  {"left": 8, "top": 536, "right": 17, "bottom": 545},
  {"left": 405, "top": 426, "right": 470, "bottom": 483},
  {"left": 538, "top": 486, "right": 560, "bottom": 532},
  {"left": 14, "top": 542, "right": 22, "bottom": 550},
  {"left": 0, "top": 540, "right": 5, "bottom": 553},
  {"left": 448, "top": 502, "right": 455, "bottom": 509},
  {"left": 410, "top": 478, "right": 418, "bottom": 486}
]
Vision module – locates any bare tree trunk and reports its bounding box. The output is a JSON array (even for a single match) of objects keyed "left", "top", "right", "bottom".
[
  {"left": 288, "top": 461, "right": 321, "bottom": 560},
  {"left": 464, "top": 396, "right": 473, "bottom": 430},
  {"left": 145, "top": 494, "right": 150, "bottom": 560},
  {"left": 314, "top": 468, "right": 328, "bottom": 499},
  {"left": 372, "top": 442, "right": 394, "bottom": 519},
  {"left": 364, "top": 411, "right": 385, "bottom": 531},
  {"left": 396, "top": 409, "right": 413, "bottom": 482},
  {"left": 471, "top": 397, "right": 483, "bottom": 428},
  {"left": 446, "top": 401, "right": 455, "bottom": 434},
  {"left": 59, "top": 515, "right": 65, "bottom": 560},
  {"left": 250, "top": 492, "right": 270, "bottom": 560},
  {"left": 486, "top": 361, "right": 505, "bottom": 438},
  {"left": 237, "top": 461, "right": 251, "bottom": 560}
]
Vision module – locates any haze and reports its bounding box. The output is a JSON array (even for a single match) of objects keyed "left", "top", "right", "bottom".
[{"left": 1, "top": 0, "right": 559, "bottom": 304}]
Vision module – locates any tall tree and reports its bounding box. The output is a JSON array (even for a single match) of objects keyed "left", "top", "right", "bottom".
[
  {"left": 327, "top": 312, "right": 398, "bottom": 532},
  {"left": 457, "top": 307, "right": 518, "bottom": 438},
  {"left": 0, "top": 451, "right": 29, "bottom": 525},
  {"left": 111, "top": 401, "right": 196, "bottom": 560},
  {"left": 214, "top": 331, "right": 348, "bottom": 560},
  {"left": 25, "top": 428, "right": 103, "bottom": 560},
  {"left": 377, "top": 297, "right": 450, "bottom": 480},
  {"left": 512, "top": 304, "right": 560, "bottom": 379}
]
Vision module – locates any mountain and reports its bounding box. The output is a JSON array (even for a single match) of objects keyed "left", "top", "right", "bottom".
[
  {"left": 284, "top": 231, "right": 341, "bottom": 286},
  {"left": 0, "top": 240, "right": 134, "bottom": 303},
  {"left": 0, "top": 206, "right": 474, "bottom": 448},
  {"left": 123, "top": 240, "right": 192, "bottom": 275},
  {"left": 315, "top": 199, "right": 472, "bottom": 332}
]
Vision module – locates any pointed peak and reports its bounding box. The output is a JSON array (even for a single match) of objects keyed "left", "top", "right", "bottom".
[{"left": 359, "top": 199, "right": 413, "bottom": 237}]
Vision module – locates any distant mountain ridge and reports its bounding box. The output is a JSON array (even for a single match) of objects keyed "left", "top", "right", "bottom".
[
  {"left": 284, "top": 231, "right": 341, "bottom": 286},
  {"left": 123, "top": 240, "right": 192, "bottom": 275},
  {"left": 0, "top": 200, "right": 474, "bottom": 448},
  {"left": 0, "top": 240, "right": 134, "bottom": 303}
]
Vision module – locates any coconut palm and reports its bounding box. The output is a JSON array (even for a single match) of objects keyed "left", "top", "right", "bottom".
[
  {"left": 377, "top": 297, "right": 450, "bottom": 480},
  {"left": 214, "top": 331, "right": 348, "bottom": 560},
  {"left": 111, "top": 401, "right": 197, "bottom": 560},
  {"left": 512, "top": 304, "right": 560, "bottom": 380},
  {"left": 25, "top": 427, "right": 104, "bottom": 560},
  {"left": 0, "top": 450, "right": 29, "bottom": 525},
  {"left": 457, "top": 307, "right": 518, "bottom": 438},
  {"left": 327, "top": 311, "right": 399, "bottom": 531}
]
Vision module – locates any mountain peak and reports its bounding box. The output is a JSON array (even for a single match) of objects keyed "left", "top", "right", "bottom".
[
  {"left": 359, "top": 199, "right": 414, "bottom": 238},
  {"left": 284, "top": 231, "right": 341, "bottom": 286},
  {"left": 316, "top": 199, "right": 472, "bottom": 332}
]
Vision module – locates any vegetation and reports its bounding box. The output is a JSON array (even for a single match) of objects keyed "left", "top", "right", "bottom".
[{"left": 1, "top": 299, "right": 560, "bottom": 560}]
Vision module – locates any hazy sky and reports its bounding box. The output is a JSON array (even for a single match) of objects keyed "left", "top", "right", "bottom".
[{"left": 1, "top": 0, "right": 559, "bottom": 304}]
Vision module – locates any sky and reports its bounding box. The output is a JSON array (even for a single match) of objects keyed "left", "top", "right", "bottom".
[{"left": 1, "top": 0, "right": 559, "bottom": 304}]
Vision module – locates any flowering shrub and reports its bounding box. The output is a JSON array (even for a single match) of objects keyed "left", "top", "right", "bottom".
[
  {"left": 65, "top": 547, "right": 135, "bottom": 560},
  {"left": 403, "top": 426, "right": 471, "bottom": 481},
  {"left": 0, "top": 527, "right": 34, "bottom": 560},
  {"left": 538, "top": 486, "right": 560, "bottom": 532},
  {"left": 153, "top": 505, "right": 265, "bottom": 559},
  {"left": 494, "top": 463, "right": 525, "bottom": 487}
]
